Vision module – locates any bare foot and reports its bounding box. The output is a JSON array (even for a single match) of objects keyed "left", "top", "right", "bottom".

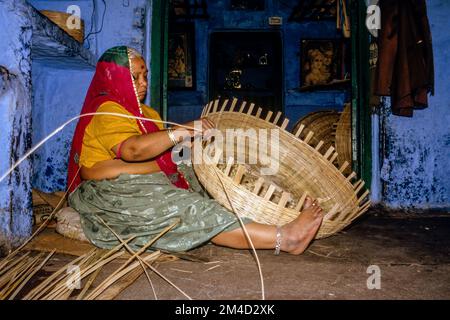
[{"left": 280, "top": 198, "right": 323, "bottom": 255}]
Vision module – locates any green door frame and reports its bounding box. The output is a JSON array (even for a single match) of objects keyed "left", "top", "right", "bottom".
[
  {"left": 350, "top": 0, "right": 372, "bottom": 186},
  {"left": 150, "top": 0, "right": 169, "bottom": 120}
]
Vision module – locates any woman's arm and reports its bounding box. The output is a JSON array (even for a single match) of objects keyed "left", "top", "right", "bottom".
[
  {"left": 113, "top": 118, "right": 214, "bottom": 162},
  {"left": 80, "top": 159, "right": 161, "bottom": 180}
]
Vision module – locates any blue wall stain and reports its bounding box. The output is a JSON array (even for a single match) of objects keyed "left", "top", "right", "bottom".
[
  {"left": 379, "top": 0, "right": 450, "bottom": 210},
  {"left": 0, "top": 0, "right": 34, "bottom": 249},
  {"left": 168, "top": 0, "right": 349, "bottom": 130}
]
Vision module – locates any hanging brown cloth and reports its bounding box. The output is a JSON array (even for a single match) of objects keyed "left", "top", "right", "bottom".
[{"left": 374, "top": 0, "right": 434, "bottom": 117}]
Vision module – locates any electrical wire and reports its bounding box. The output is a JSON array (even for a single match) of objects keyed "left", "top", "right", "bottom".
[{"left": 84, "top": 0, "right": 107, "bottom": 49}]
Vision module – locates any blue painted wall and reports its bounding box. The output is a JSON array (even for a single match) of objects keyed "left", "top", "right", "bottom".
[
  {"left": 168, "top": 0, "right": 349, "bottom": 129},
  {"left": 28, "top": 0, "right": 148, "bottom": 192},
  {"left": 0, "top": 0, "right": 33, "bottom": 250},
  {"left": 378, "top": 0, "right": 450, "bottom": 210}
]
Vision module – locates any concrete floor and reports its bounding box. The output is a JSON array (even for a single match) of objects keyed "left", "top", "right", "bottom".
[
  {"left": 17, "top": 208, "right": 450, "bottom": 300},
  {"left": 113, "top": 209, "right": 450, "bottom": 300}
]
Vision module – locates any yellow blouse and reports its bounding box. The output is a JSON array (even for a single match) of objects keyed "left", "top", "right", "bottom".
[{"left": 79, "top": 101, "right": 164, "bottom": 168}]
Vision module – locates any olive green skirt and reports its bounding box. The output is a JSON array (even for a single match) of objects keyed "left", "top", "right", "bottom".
[{"left": 68, "top": 164, "right": 250, "bottom": 252}]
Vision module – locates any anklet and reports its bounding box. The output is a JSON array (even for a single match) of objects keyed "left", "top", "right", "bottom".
[{"left": 274, "top": 226, "right": 282, "bottom": 255}]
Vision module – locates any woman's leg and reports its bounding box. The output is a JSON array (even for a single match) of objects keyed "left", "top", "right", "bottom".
[{"left": 211, "top": 197, "right": 323, "bottom": 255}]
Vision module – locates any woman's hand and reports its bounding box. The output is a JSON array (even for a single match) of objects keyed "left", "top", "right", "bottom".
[{"left": 173, "top": 118, "right": 215, "bottom": 141}]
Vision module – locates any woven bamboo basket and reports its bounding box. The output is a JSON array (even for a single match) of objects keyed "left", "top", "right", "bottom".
[
  {"left": 334, "top": 103, "right": 352, "bottom": 172},
  {"left": 291, "top": 110, "right": 341, "bottom": 162},
  {"left": 40, "top": 10, "right": 85, "bottom": 43},
  {"left": 193, "top": 99, "right": 370, "bottom": 239}
]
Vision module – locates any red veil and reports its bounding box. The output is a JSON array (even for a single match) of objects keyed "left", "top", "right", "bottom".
[{"left": 67, "top": 46, "right": 188, "bottom": 192}]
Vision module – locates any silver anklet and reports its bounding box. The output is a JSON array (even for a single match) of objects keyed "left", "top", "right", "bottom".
[{"left": 274, "top": 226, "right": 282, "bottom": 255}]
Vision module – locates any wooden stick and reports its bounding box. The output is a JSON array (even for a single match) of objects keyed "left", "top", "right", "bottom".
[
  {"left": 96, "top": 265, "right": 144, "bottom": 300},
  {"left": 314, "top": 141, "right": 324, "bottom": 152},
  {"left": 247, "top": 103, "right": 255, "bottom": 115},
  {"left": 233, "top": 165, "right": 246, "bottom": 185},
  {"left": 238, "top": 101, "right": 247, "bottom": 113},
  {"left": 263, "top": 184, "right": 276, "bottom": 201},
  {"left": 278, "top": 192, "right": 291, "bottom": 208},
  {"left": 252, "top": 177, "right": 265, "bottom": 195},
  {"left": 24, "top": 249, "right": 96, "bottom": 300},
  {"left": 229, "top": 98, "right": 238, "bottom": 112},
  {"left": 76, "top": 263, "right": 103, "bottom": 300},
  {"left": 84, "top": 220, "right": 180, "bottom": 299},
  {"left": 329, "top": 152, "right": 338, "bottom": 164},
  {"left": 346, "top": 171, "right": 357, "bottom": 181},
  {"left": 295, "top": 192, "right": 308, "bottom": 212},
  {"left": 273, "top": 111, "right": 282, "bottom": 125},
  {"left": 324, "top": 146, "right": 335, "bottom": 159},
  {"left": 212, "top": 99, "right": 219, "bottom": 113},
  {"left": 224, "top": 157, "right": 234, "bottom": 176},
  {"left": 294, "top": 124, "right": 305, "bottom": 138},
  {"left": 255, "top": 107, "right": 262, "bottom": 118},
  {"left": 280, "top": 118, "right": 289, "bottom": 130},
  {"left": 9, "top": 250, "right": 55, "bottom": 300},
  {"left": 265, "top": 111, "right": 273, "bottom": 122},
  {"left": 339, "top": 161, "right": 350, "bottom": 173},
  {"left": 219, "top": 99, "right": 229, "bottom": 112},
  {"left": 304, "top": 131, "right": 314, "bottom": 144}
]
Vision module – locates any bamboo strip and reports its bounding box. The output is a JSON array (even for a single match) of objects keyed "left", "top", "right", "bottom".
[
  {"left": 346, "top": 172, "right": 357, "bottom": 181},
  {"left": 273, "top": 111, "right": 282, "bottom": 125},
  {"left": 329, "top": 152, "right": 338, "bottom": 164},
  {"left": 324, "top": 146, "right": 335, "bottom": 159},
  {"left": 265, "top": 111, "right": 273, "bottom": 122},
  {"left": 224, "top": 157, "right": 234, "bottom": 176},
  {"left": 253, "top": 177, "right": 265, "bottom": 195},
  {"left": 229, "top": 98, "right": 238, "bottom": 112},
  {"left": 24, "top": 249, "right": 97, "bottom": 300},
  {"left": 255, "top": 108, "right": 262, "bottom": 118},
  {"left": 247, "top": 103, "right": 255, "bottom": 115},
  {"left": 220, "top": 99, "right": 229, "bottom": 113},
  {"left": 357, "top": 190, "right": 370, "bottom": 205},
  {"left": 76, "top": 262, "right": 103, "bottom": 300},
  {"left": 278, "top": 192, "right": 291, "bottom": 208},
  {"left": 280, "top": 118, "right": 289, "bottom": 130},
  {"left": 84, "top": 220, "right": 180, "bottom": 300},
  {"left": 304, "top": 131, "right": 314, "bottom": 144},
  {"left": 212, "top": 99, "right": 219, "bottom": 113},
  {"left": 339, "top": 161, "right": 350, "bottom": 173},
  {"left": 9, "top": 250, "right": 55, "bottom": 300},
  {"left": 263, "top": 185, "right": 276, "bottom": 201},
  {"left": 295, "top": 192, "right": 308, "bottom": 212},
  {"left": 294, "top": 124, "right": 305, "bottom": 138},
  {"left": 314, "top": 141, "right": 324, "bottom": 152},
  {"left": 238, "top": 101, "right": 247, "bottom": 113},
  {"left": 233, "top": 165, "right": 246, "bottom": 184}
]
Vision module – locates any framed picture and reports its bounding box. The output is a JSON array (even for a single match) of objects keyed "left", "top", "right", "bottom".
[
  {"left": 168, "top": 23, "right": 195, "bottom": 90},
  {"left": 300, "top": 39, "right": 348, "bottom": 89}
]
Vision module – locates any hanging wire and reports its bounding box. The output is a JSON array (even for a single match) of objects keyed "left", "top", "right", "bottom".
[{"left": 84, "top": 0, "right": 107, "bottom": 49}]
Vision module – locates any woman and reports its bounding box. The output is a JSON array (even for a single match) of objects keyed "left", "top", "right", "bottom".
[{"left": 67, "top": 46, "right": 324, "bottom": 255}]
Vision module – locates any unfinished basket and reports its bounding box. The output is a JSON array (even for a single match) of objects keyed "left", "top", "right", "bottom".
[
  {"left": 40, "top": 10, "right": 85, "bottom": 43},
  {"left": 334, "top": 103, "right": 352, "bottom": 172},
  {"left": 193, "top": 99, "right": 370, "bottom": 239},
  {"left": 291, "top": 110, "right": 341, "bottom": 162}
]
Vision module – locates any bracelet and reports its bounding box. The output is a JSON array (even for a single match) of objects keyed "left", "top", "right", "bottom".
[
  {"left": 274, "top": 226, "right": 282, "bottom": 255},
  {"left": 167, "top": 128, "right": 178, "bottom": 146}
]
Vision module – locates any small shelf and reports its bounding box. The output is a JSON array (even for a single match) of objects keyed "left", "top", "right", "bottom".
[{"left": 30, "top": 7, "right": 96, "bottom": 69}]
